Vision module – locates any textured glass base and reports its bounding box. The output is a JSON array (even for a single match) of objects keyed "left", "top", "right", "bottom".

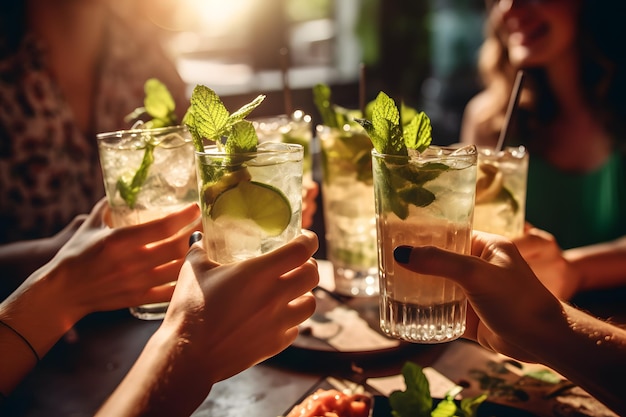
[{"left": 380, "top": 298, "right": 466, "bottom": 343}]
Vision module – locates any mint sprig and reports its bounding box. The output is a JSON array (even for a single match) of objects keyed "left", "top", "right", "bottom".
[
  {"left": 183, "top": 85, "right": 265, "bottom": 153},
  {"left": 312, "top": 83, "right": 363, "bottom": 129},
  {"left": 183, "top": 85, "right": 266, "bottom": 204},
  {"left": 118, "top": 78, "right": 178, "bottom": 208},
  {"left": 390, "top": 362, "right": 487, "bottom": 417},
  {"left": 360, "top": 92, "right": 444, "bottom": 216},
  {"left": 354, "top": 91, "right": 432, "bottom": 155}
]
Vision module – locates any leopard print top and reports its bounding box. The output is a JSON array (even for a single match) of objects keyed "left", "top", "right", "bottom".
[{"left": 0, "top": 15, "right": 187, "bottom": 243}]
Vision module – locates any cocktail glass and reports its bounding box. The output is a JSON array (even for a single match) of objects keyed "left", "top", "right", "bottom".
[
  {"left": 195, "top": 142, "right": 303, "bottom": 263},
  {"left": 252, "top": 110, "right": 313, "bottom": 181},
  {"left": 97, "top": 125, "right": 198, "bottom": 320},
  {"left": 473, "top": 145, "right": 528, "bottom": 239},
  {"left": 372, "top": 145, "right": 477, "bottom": 343},
  {"left": 318, "top": 125, "right": 378, "bottom": 297}
]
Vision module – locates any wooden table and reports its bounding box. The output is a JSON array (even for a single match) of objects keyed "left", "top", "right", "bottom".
[{"left": 2, "top": 285, "right": 624, "bottom": 417}]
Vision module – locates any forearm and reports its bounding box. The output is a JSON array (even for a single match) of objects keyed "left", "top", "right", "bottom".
[
  {"left": 96, "top": 322, "right": 216, "bottom": 417},
  {"left": 0, "top": 239, "right": 58, "bottom": 298},
  {"left": 0, "top": 263, "right": 82, "bottom": 394},
  {"left": 528, "top": 302, "right": 626, "bottom": 415},
  {"left": 564, "top": 236, "right": 626, "bottom": 292}
]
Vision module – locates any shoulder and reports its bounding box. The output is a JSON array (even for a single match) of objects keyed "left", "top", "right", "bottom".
[{"left": 459, "top": 92, "right": 498, "bottom": 147}]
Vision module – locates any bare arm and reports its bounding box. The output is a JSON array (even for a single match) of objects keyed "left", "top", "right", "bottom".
[
  {"left": 564, "top": 235, "right": 626, "bottom": 292},
  {"left": 96, "top": 231, "right": 319, "bottom": 417},
  {"left": 0, "top": 200, "right": 200, "bottom": 396},
  {"left": 0, "top": 216, "right": 86, "bottom": 298},
  {"left": 393, "top": 231, "right": 626, "bottom": 416}
]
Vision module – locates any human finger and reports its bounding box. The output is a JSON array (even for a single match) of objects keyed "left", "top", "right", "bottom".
[
  {"left": 273, "top": 260, "right": 319, "bottom": 305},
  {"left": 513, "top": 227, "right": 560, "bottom": 260},
  {"left": 246, "top": 230, "right": 319, "bottom": 278},
  {"left": 113, "top": 204, "right": 201, "bottom": 247}
]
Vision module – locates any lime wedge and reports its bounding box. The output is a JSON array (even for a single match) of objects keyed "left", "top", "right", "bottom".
[{"left": 210, "top": 181, "right": 292, "bottom": 236}]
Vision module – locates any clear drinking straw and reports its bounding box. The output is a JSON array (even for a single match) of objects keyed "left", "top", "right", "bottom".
[{"left": 496, "top": 69, "right": 525, "bottom": 151}]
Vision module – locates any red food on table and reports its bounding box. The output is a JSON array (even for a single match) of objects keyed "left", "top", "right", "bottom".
[{"left": 286, "top": 388, "right": 372, "bottom": 417}]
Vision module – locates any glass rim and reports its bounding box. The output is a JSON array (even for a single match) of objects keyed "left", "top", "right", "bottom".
[
  {"left": 195, "top": 142, "right": 304, "bottom": 157},
  {"left": 96, "top": 124, "right": 189, "bottom": 140},
  {"left": 477, "top": 144, "right": 528, "bottom": 158},
  {"left": 371, "top": 144, "right": 477, "bottom": 159}
]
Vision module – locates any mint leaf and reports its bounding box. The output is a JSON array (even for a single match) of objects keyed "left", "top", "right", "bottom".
[
  {"left": 388, "top": 362, "right": 486, "bottom": 417},
  {"left": 355, "top": 92, "right": 406, "bottom": 156},
  {"left": 189, "top": 85, "right": 230, "bottom": 142},
  {"left": 185, "top": 85, "right": 265, "bottom": 152},
  {"left": 389, "top": 362, "right": 432, "bottom": 417},
  {"left": 405, "top": 111, "right": 432, "bottom": 153},
  {"left": 228, "top": 94, "right": 266, "bottom": 124},
  {"left": 118, "top": 78, "right": 179, "bottom": 208},
  {"left": 460, "top": 393, "right": 488, "bottom": 416},
  {"left": 116, "top": 141, "right": 155, "bottom": 208},
  {"left": 125, "top": 78, "right": 178, "bottom": 128},
  {"left": 225, "top": 120, "right": 257, "bottom": 153},
  {"left": 312, "top": 83, "right": 363, "bottom": 129},
  {"left": 144, "top": 78, "right": 177, "bottom": 124}
]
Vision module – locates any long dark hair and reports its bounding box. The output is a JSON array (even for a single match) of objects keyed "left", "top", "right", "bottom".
[{"left": 475, "top": 0, "right": 626, "bottom": 151}]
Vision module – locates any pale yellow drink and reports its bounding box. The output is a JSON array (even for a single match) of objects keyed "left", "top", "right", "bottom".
[
  {"left": 473, "top": 146, "right": 528, "bottom": 238},
  {"left": 97, "top": 125, "right": 198, "bottom": 320},
  {"left": 195, "top": 142, "right": 303, "bottom": 263},
  {"left": 319, "top": 125, "right": 378, "bottom": 297},
  {"left": 252, "top": 111, "right": 313, "bottom": 181},
  {"left": 373, "top": 145, "right": 477, "bottom": 343}
]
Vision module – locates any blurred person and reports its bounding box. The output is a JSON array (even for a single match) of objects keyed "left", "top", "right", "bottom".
[
  {"left": 0, "top": 199, "right": 319, "bottom": 416},
  {"left": 393, "top": 232, "right": 626, "bottom": 416},
  {"left": 0, "top": 0, "right": 189, "bottom": 294},
  {"left": 0, "top": 0, "right": 321, "bottom": 298},
  {"left": 460, "top": 0, "right": 626, "bottom": 299}
]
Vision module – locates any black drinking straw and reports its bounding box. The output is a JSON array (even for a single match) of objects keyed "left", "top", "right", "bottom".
[
  {"left": 279, "top": 47, "right": 293, "bottom": 116},
  {"left": 496, "top": 69, "right": 525, "bottom": 151}
]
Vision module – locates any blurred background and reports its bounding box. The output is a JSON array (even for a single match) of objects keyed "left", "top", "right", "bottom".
[{"left": 116, "top": 0, "right": 487, "bottom": 145}]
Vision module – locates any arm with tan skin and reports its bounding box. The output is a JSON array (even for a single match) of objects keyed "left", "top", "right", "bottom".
[
  {"left": 393, "top": 231, "right": 626, "bottom": 416},
  {"left": 0, "top": 217, "right": 85, "bottom": 298},
  {"left": 0, "top": 199, "right": 200, "bottom": 396},
  {"left": 513, "top": 225, "right": 626, "bottom": 299},
  {"left": 96, "top": 231, "right": 319, "bottom": 417}
]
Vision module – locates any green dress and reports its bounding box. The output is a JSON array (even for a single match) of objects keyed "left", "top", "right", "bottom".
[{"left": 525, "top": 152, "right": 626, "bottom": 250}]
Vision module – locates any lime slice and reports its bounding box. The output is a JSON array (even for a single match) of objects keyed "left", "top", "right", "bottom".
[
  {"left": 475, "top": 163, "right": 503, "bottom": 204},
  {"left": 211, "top": 181, "right": 292, "bottom": 236}
]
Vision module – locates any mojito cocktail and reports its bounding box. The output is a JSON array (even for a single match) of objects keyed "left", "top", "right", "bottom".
[
  {"left": 252, "top": 110, "right": 313, "bottom": 181},
  {"left": 195, "top": 142, "right": 303, "bottom": 263},
  {"left": 97, "top": 125, "right": 198, "bottom": 320},
  {"left": 319, "top": 125, "right": 378, "bottom": 297},
  {"left": 373, "top": 145, "right": 477, "bottom": 343},
  {"left": 473, "top": 146, "right": 528, "bottom": 239}
]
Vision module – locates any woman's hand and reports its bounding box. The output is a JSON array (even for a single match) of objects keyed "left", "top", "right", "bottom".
[
  {"left": 513, "top": 224, "right": 583, "bottom": 300},
  {"left": 97, "top": 230, "right": 319, "bottom": 417},
  {"left": 164, "top": 229, "right": 319, "bottom": 383},
  {"left": 394, "top": 231, "right": 564, "bottom": 363},
  {"left": 39, "top": 199, "right": 201, "bottom": 320}
]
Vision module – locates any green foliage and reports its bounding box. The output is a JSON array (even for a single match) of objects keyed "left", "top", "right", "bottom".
[
  {"left": 118, "top": 78, "right": 178, "bottom": 208},
  {"left": 355, "top": 91, "right": 432, "bottom": 155},
  {"left": 389, "top": 362, "right": 488, "bottom": 417},
  {"left": 184, "top": 85, "right": 265, "bottom": 153}
]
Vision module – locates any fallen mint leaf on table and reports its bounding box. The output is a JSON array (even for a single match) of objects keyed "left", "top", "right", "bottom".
[{"left": 390, "top": 362, "right": 487, "bottom": 417}]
